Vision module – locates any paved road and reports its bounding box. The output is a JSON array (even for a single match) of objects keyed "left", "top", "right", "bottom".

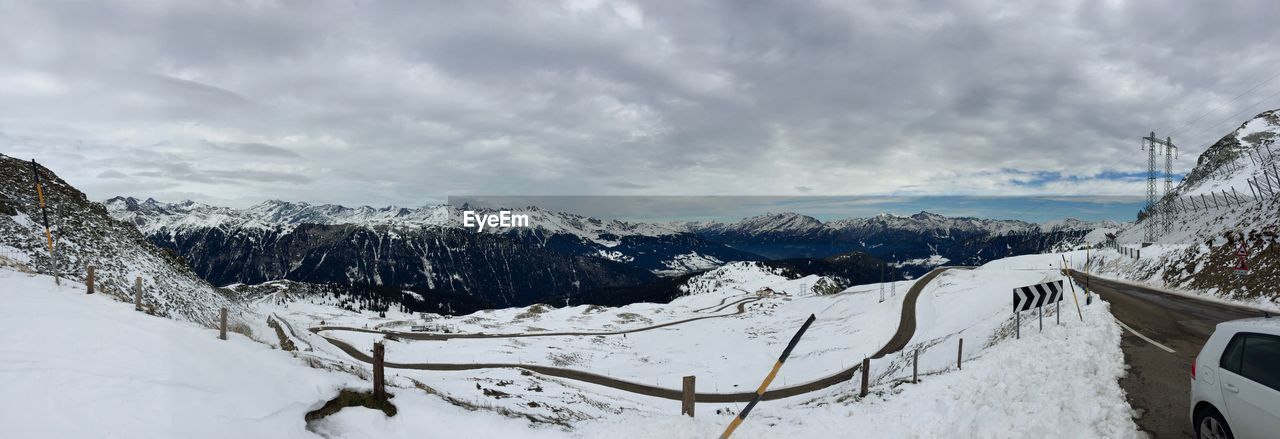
[
  {"left": 1068, "top": 270, "right": 1267, "bottom": 438},
  {"left": 309, "top": 267, "right": 956, "bottom": 402}
]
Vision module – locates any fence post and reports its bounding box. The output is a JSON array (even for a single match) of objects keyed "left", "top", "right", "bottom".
[
  {"left": 373, "top": 341, "right": 386, "bottom": 400},
  {"left": 219, "top": 307, "right": 227, "bottom": 340},
  {"left": 859, "top": 357, "right": 869, "bottom": 397},
  {"left": 85, "top": 266, "right": 95, "bottom": 294},
  {"left": 134, "top": 277, "right": 142, "bottom": 311},
  {"left": 681, "top": 375, "right": 695, "bottom": 417},
  {"left": 957, "top": 338, "right": 964, "bottom": 370},
  {"left": 912, "top": 349, "right": 919, "bottom": 384}
]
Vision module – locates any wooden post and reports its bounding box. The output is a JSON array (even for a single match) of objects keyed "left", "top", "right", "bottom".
[
  {"left": 681, "top": 375, "right": 695, "bottom": 417},
  {"left": 912, "top": 349, "right": 919, "bottom": 384},
  {"left": 859, "top": 357, "right": 869, "bottom": 397},
  {"left": 373, "top": 341, "right": 386, "bottom": 401},
  {"left": 957, "top": 338, "right": 963, "bottom": 370},
  {"left": 86, "top": 266, "right": 95, "bottom": 294},
  {"left": 219, "top": 307, "right": 227, "bottom": 340},
  {"left": 134, "top": 277, "right": 142, "bottom": 311}
]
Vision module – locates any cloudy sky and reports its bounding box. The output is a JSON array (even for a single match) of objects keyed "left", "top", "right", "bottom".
[{"left": 2, "top": 0, "right": 1278, "bottom": 217}]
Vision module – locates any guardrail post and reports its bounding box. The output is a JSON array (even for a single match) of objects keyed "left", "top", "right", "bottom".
[
  {"left": 957, "top": 338, "right": 963, "bottom": 371},
  {"left": 219, "top": 307, "right": 227, "bottom": 340},
  {"left": 859, "top": 357, "right": 870, "bottom": 397},
  {"left": 373, "top": 341, "right": 386, "bottom": 400},
  {"left": 912, "top": 349, "right": 919, "bottom": 384},
  {"left": 681, "top": 375, "right": 695, "bottom": 417},
  {"left": 134, "top": 277, "right": 143, "bottom": 310},
  {"left": 85, "top": 266, "right": 94, "bottom": 294}
]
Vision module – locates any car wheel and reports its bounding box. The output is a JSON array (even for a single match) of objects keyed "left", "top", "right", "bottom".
[{"left": 1196, "top": 408, "right": 1233, "bottom": 439}]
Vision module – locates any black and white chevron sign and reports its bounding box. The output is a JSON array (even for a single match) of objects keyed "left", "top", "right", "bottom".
[{"left": 1013, "top": 280, "right": 1064, "bottom": 312}]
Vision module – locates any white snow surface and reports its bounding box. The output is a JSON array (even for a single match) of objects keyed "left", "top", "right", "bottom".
[
  {"left": 1, "top": 249, "right": 1140, "bottom": 438},
  {"left": 0, "top": 268, "right": 562, "bottom": 439},
  {"left": 269, "top": 254, "right": 1139, "bottom": 438}
]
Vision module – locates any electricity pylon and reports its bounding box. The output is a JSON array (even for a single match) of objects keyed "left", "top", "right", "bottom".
[{"left": 1141, "top": 133, "right": 1175, "bottom": 244}]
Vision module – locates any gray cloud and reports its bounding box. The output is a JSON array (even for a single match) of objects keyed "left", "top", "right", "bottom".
[
  {"left": 1, "top": 0, "right": 1278, "bottom": 209},
  {"left": 216, "top": 142, "right": 301, "bottom": 158}
]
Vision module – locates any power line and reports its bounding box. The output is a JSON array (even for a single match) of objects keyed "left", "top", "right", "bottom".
[
  {"left": 1168, "top": 69, "right": 1280, "bottom": 137},
  {"left": 1180, "top": 85, "right": 1280, "bottom": 150}
]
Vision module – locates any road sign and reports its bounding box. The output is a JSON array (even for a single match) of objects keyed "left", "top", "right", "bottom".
[
  {"left": 1233, "top": 240, "right": 1249, "bottom": 277},
  {"left": 1014, "top": 280, "right": 1064, "bottom": 312}
]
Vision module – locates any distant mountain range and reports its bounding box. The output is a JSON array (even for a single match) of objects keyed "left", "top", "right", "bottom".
[
  {"left": 678, "top": 211, "right": 1117, "bottom": 276},
  {"left": 102, "top": 196, "right": 1114, "bottom": 307},
  {"left": 104, "top": 197, "right": 763, "bottom": 307}
]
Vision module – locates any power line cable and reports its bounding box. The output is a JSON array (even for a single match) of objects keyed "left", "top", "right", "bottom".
[
  {"left": 1180, "top": 85, "right": 1280, "bottom": 149},
  {"left": 1168, "top": 69, "right": 1280, "bottom": 137}
]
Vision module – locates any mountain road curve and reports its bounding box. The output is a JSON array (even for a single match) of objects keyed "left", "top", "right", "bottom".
[
  {"left": 1067, "top": 269, "right": 1269, "bottom": 438},
  {"left": 309, "top": 267, "right": 957, "bottom": 402}
]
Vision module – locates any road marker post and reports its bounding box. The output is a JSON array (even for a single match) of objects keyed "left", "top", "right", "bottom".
[
  {"left": 719, "top": 314, "right": 816, "bottom": 439},
  {"left": 85, "top": 266, "right": 94, "bottom": 294},
  {"left": 134, "top": 277, "right": 142, "bottom": 311},
  {"left": 681, "top": 375, "right": 695, "bottom": 417},
  {"left": 912, "top": 349, "right": 919, "bottom": 384},
  {"left": 957, "top": 338, "right": 963, "bottom": 371},
  {"left": 859, "top": 357, "right": 869, "bottom": 397},
  {"left": 219, "top": 307, "right": 227, "bottom": 340}
]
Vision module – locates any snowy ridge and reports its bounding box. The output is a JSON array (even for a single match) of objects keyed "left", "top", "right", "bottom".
[
  {"left": 105, "top": 197, "right": 680, "bottom": 248},
  {"left": 682, "top": 210, "right": 1114, "bottom": 238}
]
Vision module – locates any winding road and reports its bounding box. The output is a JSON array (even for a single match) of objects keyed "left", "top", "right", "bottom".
[{"left": 306, "top": 267, "right": 955, "bottom": 402}]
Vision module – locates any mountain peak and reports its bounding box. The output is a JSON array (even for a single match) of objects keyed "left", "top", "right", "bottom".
[{"left": 909, "top": 211, "right": 944, "bottom": 220}]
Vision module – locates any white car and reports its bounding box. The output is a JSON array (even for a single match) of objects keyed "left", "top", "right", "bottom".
[{"left": 1191, "top": 317, "right": 1280, "bottom": 439}]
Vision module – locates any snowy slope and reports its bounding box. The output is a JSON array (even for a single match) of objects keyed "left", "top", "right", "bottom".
[
  {"left": 0, "top": 154, "right": 239, "bottom": 325},
  {"left": 1101, "top": 109, "right": 1279, "bottom": 309},
  {"left": 0, "top": 267, "right": 571, "bottom": 439},
  {"left": 268, "top": 252, "right": 1138, "bottom": 438}
]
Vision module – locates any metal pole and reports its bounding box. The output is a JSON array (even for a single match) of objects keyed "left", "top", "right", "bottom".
[
  {"left": 1039, "top": 304, "right": 1043, "bottom": 332},
  {"left": 1016, "top": 311, "right": 1020, "bottom": 339},
  {"left": 957, "top": 338, "right": 963, "bottom": 370}
]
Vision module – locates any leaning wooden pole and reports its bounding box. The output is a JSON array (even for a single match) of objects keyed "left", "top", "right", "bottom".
[
  {"left": 30, "top": 160, "right": 58, "bottom": 282},
  {"left": 719, "top": 314, "right": 816, "bottom": 439},
  {"left": 1061, "top": 256, "right": 1083, "bottom": 321}
]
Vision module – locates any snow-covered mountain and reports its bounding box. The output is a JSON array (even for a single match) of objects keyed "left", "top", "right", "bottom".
[
  {"left": 0, "top": 154, "right": 240, "bottom": 325},
  {"left": 107, "top": 198, "right": 682, "bottom": 248},
  {"left": 679, "top": 211, "right": 1113, "bottom": 275},
  {"left": 1100, "top": 109, "right": 1279, "bottom": 309},
  {"left": 104, "top": 197, "right": 763, "bottom": 308}
]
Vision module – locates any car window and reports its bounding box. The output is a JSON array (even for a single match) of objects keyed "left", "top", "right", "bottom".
[
  {"left": 1221, "top": 333, "right": 1245, "bottom": 373},
  {"left": 1240, "top": 333, "right": 1280, "bottom": 392}
]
